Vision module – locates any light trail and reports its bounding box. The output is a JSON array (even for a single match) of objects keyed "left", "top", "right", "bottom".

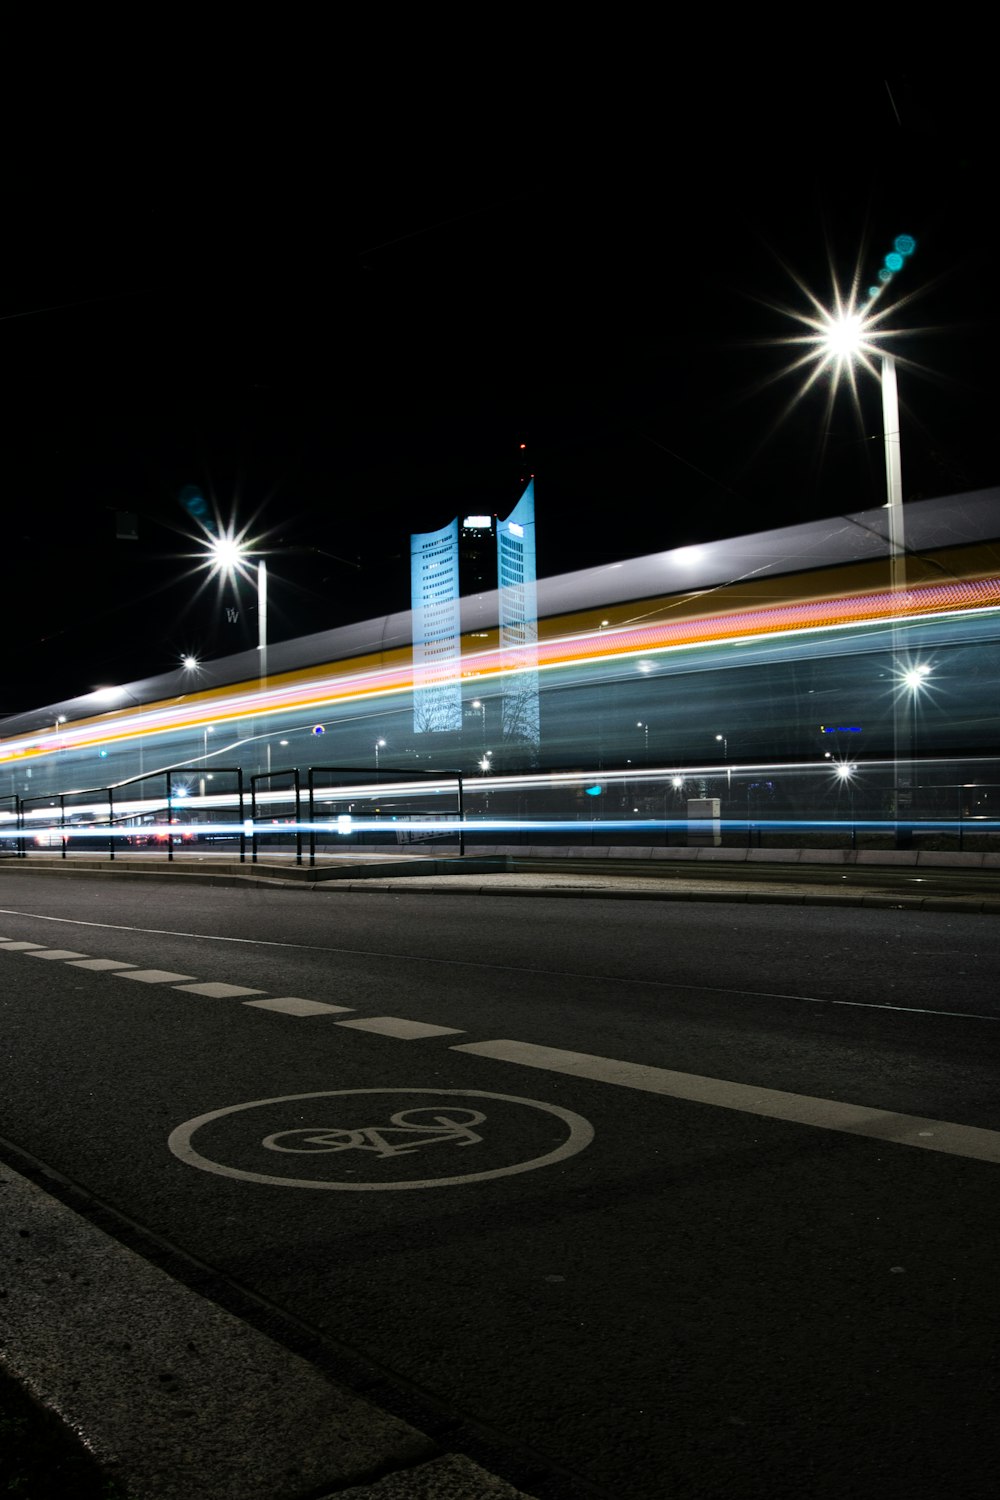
[{"left": 3, "top": 575, "right": 999, "bottom": 769}]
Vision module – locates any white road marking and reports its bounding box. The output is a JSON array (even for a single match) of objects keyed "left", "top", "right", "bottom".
[
  {"left": 113, "top": 969, "right": 197, "bottom": 984},
  {"left": 244, "top": 997, "right": 355, "bottom": 1016},
  {"left": 66, "top": 959, "right": 139, "bottom": 971},
  {"left": 2, "top": 906, "right": 999, "bottom": 1022},
  {"left": 174, "top": 982, "right": 266, "bottom": 998},
  {"left": 0, "top": 942, "right": 48, "bottom": 951},
  {"left": 452, "top": 1039, "right": 1000, "bottom": 1166},
  {"left": 335, "top": 1016, "right": 466, "bottom": 1039},
  {"left": 25, "top": 949, "right": 89, "bottom": 961},
  {"left": 169, "top": 1088, "right": 594, "bottom": 1190}
]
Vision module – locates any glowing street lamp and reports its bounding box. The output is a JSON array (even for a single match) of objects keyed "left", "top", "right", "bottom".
[
  {"left": 902, "top": 663, "right": 932, "bottom": 693},
  {"left": 204, "top": 531, "right": 268, "bottom": 688},
  {"left": 808, "top": 236, "right": 920, "bottom": 844},
  {"left": 833, "top": 760, "right": 858, "bottom": 847},
  {"left": 471, "top": 698, "right": 487, "bottom": 750},
  {"left": 818, "top": 306, "right": 905, "bottom": 596},
  {"left": 714, "top": 732, "right": 730, "bottom": 793}
]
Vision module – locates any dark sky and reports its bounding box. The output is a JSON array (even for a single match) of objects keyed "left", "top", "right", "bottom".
[{"left": 2, "top": 68, "right": 996, "bottom": 712}]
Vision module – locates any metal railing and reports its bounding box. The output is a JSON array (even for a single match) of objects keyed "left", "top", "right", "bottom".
[
  {"left": 250, "top": 768, "right": 303, "bottom": 865},
  {"left": 306, "top": 765, "right": 465, "bottom": 865},
  {"left": 8, "top": 768, "right": 246, "bottom": 861},
  {"left": 4, "top": 758, "right": 999, "bottom": 863}
]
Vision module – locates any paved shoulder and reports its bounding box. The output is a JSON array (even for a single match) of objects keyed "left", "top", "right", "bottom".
[{"left": 0, "top": 1161, "right": 537, "bottom": 1500}]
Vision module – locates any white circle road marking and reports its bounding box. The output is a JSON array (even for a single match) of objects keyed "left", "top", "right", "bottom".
[{"left": 168, "top": 1088, "right": 594, "bottom": 1190}]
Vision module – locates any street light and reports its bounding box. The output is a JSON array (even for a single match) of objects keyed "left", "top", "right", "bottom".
[
  {"left": 833, "top": 761, "right": 858, "bottom": 848},
  {"left": 809, "top": 238, "right": 919, "bottom": 846},
  {"left": 818, "top": 311, "right": 905, "bottom": 599},
  {"left": 715, "top": 733, "right": 730, "bottom": 794},
  {"left": 896, "top": 663, "right": 933, "bottom": 837},
  {"left": 205, "top": 532, "right": 268, "bottom": 689},
  {"left": 471, "top": 699, "right": 486, "bottom": 749},
  {"left": 375, "top": 738, "right": 386, "bottom": 773}
]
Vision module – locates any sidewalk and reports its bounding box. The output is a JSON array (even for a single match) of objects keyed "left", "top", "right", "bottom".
[
  {"left": 6, "top": 843, "right": 1000, "bottom": 913},
  {"left": 0, "top": 1157, "right": 539, "bottom": 1500}
]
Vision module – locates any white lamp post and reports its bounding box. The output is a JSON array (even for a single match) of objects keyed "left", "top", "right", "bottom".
[
  {"left": 819, "top": 291, "right": 914, "bottom": 845},
  {"left": 715, "top": 733, "right": 730, "bottom": 793},
  {"left": 205, "top": 533, "right": 268, "bottom": 688}
]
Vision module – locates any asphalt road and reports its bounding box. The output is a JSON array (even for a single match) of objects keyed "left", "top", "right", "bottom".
[{"left": 2, "top": 869, "right": 1000, "bottom": 1499}]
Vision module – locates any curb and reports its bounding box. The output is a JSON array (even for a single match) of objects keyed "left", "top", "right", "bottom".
[
  {"left": 4, "top": 856, "right": 1000, "bottom": 913},
  {"left": 0, "top": 1159, "right": 537, "bottom": 1500}
]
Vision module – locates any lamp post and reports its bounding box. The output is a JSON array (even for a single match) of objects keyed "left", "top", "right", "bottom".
[
  {"left": 898, "top": 664, "right": 932, "bottom": 839},
  {"left": 204, "top": 534, "right": 267, "bottom": 686},
  {"left": 375, "top": 738, "right": 386, "bottom": 775},
  {"left": 819, "top": 330, "right": 910, "bottom": 841},
  {"left": 812, "top": 235, "right": 918, "bottom": 844},
  {"left": 204, "top": 532, "right": 269, "bottom": 775},
  {"left": 715, "top": 733, "right": 730, "bottom": 794},
  {"left": 471, "top": 699, "right": 486, "bottom": 752},
  {"left": 834, "top": 761, "right": 857, "bottom": 848}
]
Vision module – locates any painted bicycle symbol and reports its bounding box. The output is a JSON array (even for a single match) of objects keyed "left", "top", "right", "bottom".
[{"left": 262, "top": 1107, "right": 487, "bottom": 1160}]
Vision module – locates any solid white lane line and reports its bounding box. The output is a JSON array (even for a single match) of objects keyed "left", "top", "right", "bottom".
[
  {"left": 173, "top": 982, "right": 266, "bottom": 998},
  {"left": 336, "top": 1016, "right": 466, "bottom": 1039},
  {"left": 0, "top": 908, "right": 881, "bottom": 1004},
  {"left": 829, "top": 998, "right": 1000, "bottom": 1020},
  {"left": 244, "top": 997, "right": 355, "bottom": 1016},
  {"left": 2, "top": 907, "right": 998, "bottom": 1023},
  {"left": 25, "top": 950, "right": 89, "bottom": 961},
  {"left": 113, "top": 970, "right": 197, "bottom": 984},
  {"left": 451, "top": 1039, "right": 1000, "bottom": 1165}
]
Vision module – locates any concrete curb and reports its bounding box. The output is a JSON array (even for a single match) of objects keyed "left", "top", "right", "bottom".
[
  {"left": 0, "top": 1160, "right": 537, "bottom": 1500},
  {"left": 4, "top": 850, "right": 1000, "bottom": 913}
]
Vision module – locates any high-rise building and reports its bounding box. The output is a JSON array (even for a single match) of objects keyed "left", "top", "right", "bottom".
[
  {"left": 497, "top": 480, "right": 540, "bottom": 755},
  {"left": 410, "top": 482, "right": 539, "bottom": 753},
  {"left": 410, "top": 518, "right": 462, "bottom": 733},
  {"left": 459, "top": 513, "right": 496, "bottom": 596}
]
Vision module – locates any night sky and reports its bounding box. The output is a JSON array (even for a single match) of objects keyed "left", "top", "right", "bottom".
[{"left": 2, "top": 69, "right": 996, "bottom": 713}]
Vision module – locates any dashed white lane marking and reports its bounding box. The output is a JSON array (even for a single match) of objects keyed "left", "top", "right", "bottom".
[
  {"left": 26, "top": 949, "right": 89, "bottom": 961},
  {"left": 113, "top": 969, "right": 198, "bottom": 984},
  {"left": 174, "top": 982, "right": 266, "bottom": 999},
  {"left": 244, "top": 997, "right": 355, "bottom": 1016},
  {"left": 335, "top": 1016, "right": 466, "bottom": 1039},
  {"left": 67, "top": 959, "right": 139, "bottom": 971},
  {"left": 0, "top": 942, "right": 48, "bottom": 951},
  {"left": 452, "top": 1040, "right": 1000, "bottom": 1165}
]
